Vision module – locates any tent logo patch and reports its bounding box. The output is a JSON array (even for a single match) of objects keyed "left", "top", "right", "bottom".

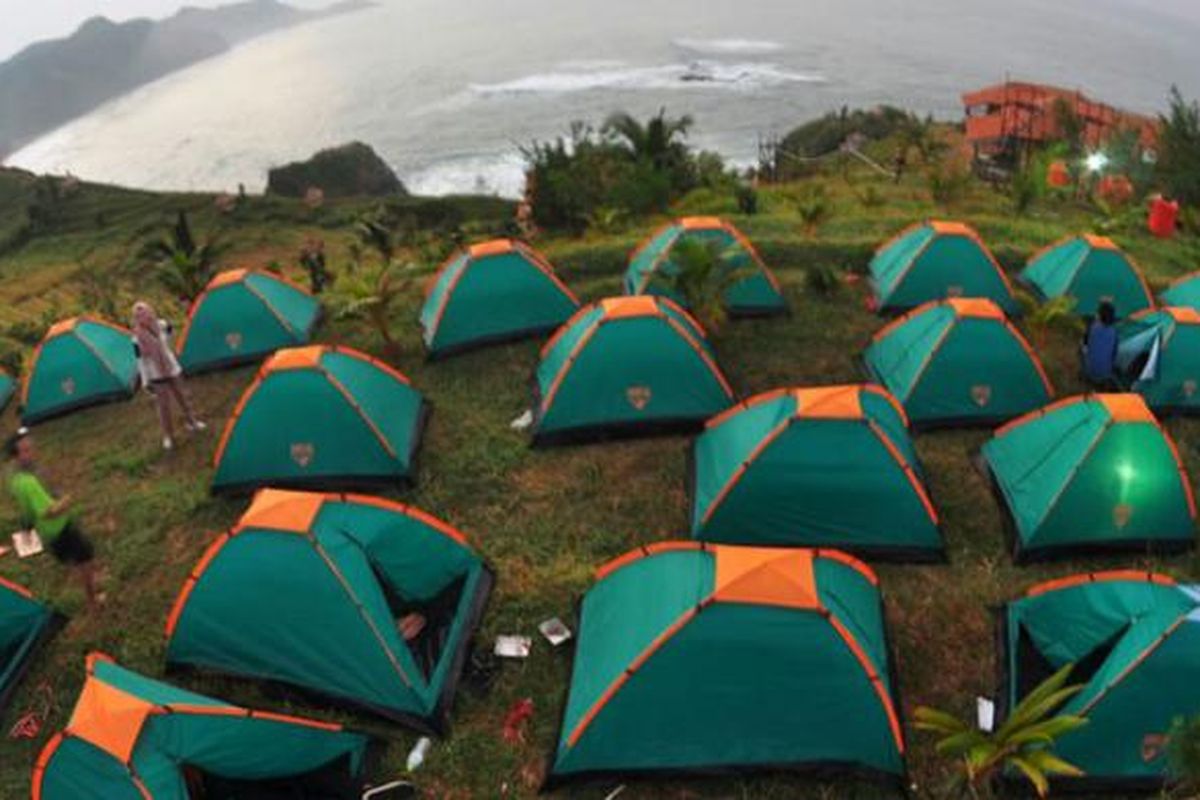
[
  {"left": 971, "top": 384, "right": 992, "bottom": 407},
  {"left": 946, "top": 285, "right": 964, "bottom": 298},
  {"left": 1141, "top": 733, "right": 1168, "bottom": 763},
  {"left": 60, "top": 377, "right": 76, "bottom": 396},
  {"left": 290, "top": 443, "right": 315, "bottom": 468},
  {"left": 1184, "top": 379, "right": 1197, "bottom": 398},
  {"left": 1113, "top": 503, "right": 1133, "bottom": 529},
  {"left": 626, "top": 386, "right": 652, "bottom": 411},
  {"left": 225, "top": 332, "right": 243, "bottom": 351}
]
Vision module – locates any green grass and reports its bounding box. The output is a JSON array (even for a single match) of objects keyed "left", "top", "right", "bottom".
[{"left": 2, "top": 161, "right": 1200, "bottom": 799}]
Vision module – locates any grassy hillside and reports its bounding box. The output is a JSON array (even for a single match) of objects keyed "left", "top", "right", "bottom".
[{"left": 1, "top": 157, "right": 1199, "bottom": 800}]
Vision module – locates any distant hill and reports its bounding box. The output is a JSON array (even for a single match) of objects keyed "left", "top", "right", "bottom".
[
  {"left": 0, "top": 0, "right": 370, "bottom": 160},
  {"left": 267, "top": 142, "right": 407, "bottom": 198}
]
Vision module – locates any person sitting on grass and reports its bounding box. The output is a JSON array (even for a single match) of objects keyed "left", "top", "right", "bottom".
[
  {"left": 6, "top": 429, "right": 101, "bottom": 608},
  {"left": 1083, "top": 300, "right": 1120, "bottom": 387}
]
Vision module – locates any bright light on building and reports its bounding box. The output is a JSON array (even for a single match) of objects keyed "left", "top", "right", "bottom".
[{"left": 1085, "top": 152, "right": 1110, "bottom": 173}]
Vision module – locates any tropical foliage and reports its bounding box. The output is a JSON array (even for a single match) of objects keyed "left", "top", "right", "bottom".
[
  {"left": 650, "top": 237, "right": 750, "bottom": 333},
  {"left": 523, "top": 110, "right": 725, "bottom": 233},
  {"left": 914, "top": 665, "right": 1087, "bottom": 799},
  {"left": 142, "top": 210, "right": 225, "bottom": 303},
  {"left": 328, "top": 213, "right": 415, "bottom": 352}
]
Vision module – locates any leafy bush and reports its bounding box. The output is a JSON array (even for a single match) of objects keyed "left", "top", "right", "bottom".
[
  {"left": 523, "top": 111, "right": 722, "bottom": 234},
  {"left": 794, "top": 183, "right": 832, "bottom": 235},
  {"left": 804, "top": 264, "right": 842, "bottom": 297},
  {"left": 927, "top": 161, "right": 972, "bottom": 208},
  {"left": 736, "top": 184, "right": 759, "bottom": 215},
  {"left": 141, "top": 211, "right": 225, "bottom": 303},
  {"left": 649, "top": 238, "right": 750, "bottom": 334}
]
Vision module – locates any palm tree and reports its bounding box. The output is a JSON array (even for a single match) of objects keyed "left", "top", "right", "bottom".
[
  {"left": 914, "top": 664, "right": 1088, "bottom": 799},
  {"left": 604, "top": 109, "right": 694, "bottom": 172},
  {"left": 651, "top": 238, "right": 751, "bottom": 334},
  {"left": 144, "top": 211, "right": 225, "bottom": 303}
]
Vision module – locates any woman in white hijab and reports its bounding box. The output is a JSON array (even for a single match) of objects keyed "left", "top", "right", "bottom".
[{"left": 132, "top": 301, "right": 204, "bottom": 450}]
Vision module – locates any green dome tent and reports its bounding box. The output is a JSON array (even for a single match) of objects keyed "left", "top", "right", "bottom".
[
  {"left": 545, "top": 543, "right": 906, "bottom": 789},
  {"left": 420, "top": 239, "right": 580, "bottom": 358},
  {"left": 33, "top": 653, "right": 373, "bottom": 800},
  {"left": 212, "top": 345, "right": 426, "bottom": 494},
  {"left": 165, "top": 489, "right": 493, "bottom": 733},
  {"left": 532, "top": 296, "right": 735, "bottom": 444},
  {"left": 0, "top": 368, "right": 13, "bottom": 414},
  {"left": 21, "top": 317, "right": 137, "bottom": 425},
  {"left": 863, "top": 298, "right": 1054, "bottom": 428},
  {"left": 1160, "top": 270, "right": 1200, "bottom": 310},
  {"left": 623, "top": 217, "right": 787, "bottom": 316},
  {"left": 868, "top": 221, "right": 1018, "bottom": 314},
  {"left": 177, "top": 268, "right": 321, "bottom": 373},
  {"left": 689, "top": 385, "right": 942, "bottom": 560},
  {"left": 1001, "top": 572, "right": 1200, "bottom": 791},
  {"left": 1020, "top": 234, "right": 1154, "bottom": 318},
  {"left": 1116, "top": 307, "right": 1200, "bottom": 413},
  {"left": 0, "top": 576, "right": 60, "bottom": 717},
  {"left": 980, "top": 394, "right": 1196, "bottom": 562}
]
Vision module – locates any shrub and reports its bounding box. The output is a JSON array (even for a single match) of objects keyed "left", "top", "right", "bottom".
[
  {"left": 927, "top": 161, "right": 972, "bottom": 208},
  {"left": 524, "top": 111, "right": 725, "bottom": 234},
  {"left": 794, "top": 183, "right": 832, "bottom": 236},
  {"left": 649, "top": 238, "right": 751, "bottom": 334},
  {"left": 804, "top": 264, "right": 842, "bottom": 297}
]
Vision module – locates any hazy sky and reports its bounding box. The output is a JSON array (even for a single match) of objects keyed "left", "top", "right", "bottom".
[
  {"left": 0, "top": 0, "right": 328, "bottom": 60},
  {"left": 2, "top": 0, "right": 1199, "bottom": 62}
]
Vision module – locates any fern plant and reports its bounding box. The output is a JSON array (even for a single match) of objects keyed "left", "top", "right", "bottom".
[{"left": 914, "top": 664, "right": 1088, "bottom": 799}]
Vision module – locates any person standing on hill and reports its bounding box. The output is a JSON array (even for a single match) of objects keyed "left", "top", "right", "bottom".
[
  {"left": 131, "top": 301, "right": 205, "bottom": 451},
  {"left": 6, "top": 429, "right": 101, "bottom": 608}
]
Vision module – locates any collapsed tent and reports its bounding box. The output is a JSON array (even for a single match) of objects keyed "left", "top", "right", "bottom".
[
  {"left": 689, "top": 385, "right": 942, "bottom": 560},
  {"left": 212, "top": 345, "right": 426, "bottom": 493},
  {"left": 863, "top": 298, "right": 1054, "bottom": 427},
  {"left": 1000, "top": 572, "right": 1200, "bottom": 791},
  {"left": 21, "top": 317, "right": 137, "bottom": 424},
  {"left": 0, "top": 576, "right": 60, "bottom": 716},
  {"left": 177, "top": 269, "right": 321, "bottom": 373},
  {"left": 1020, "top": 235, "right": 1154, "bottom": 318},
  {"left": 1115, "top": 307, "right": 1200, "bottom": 412},
  {"left": 33, "top": 653, "right": 373, "bottom": 799},
  {"left": 980, "top": 394, "right": 1196, "bottom": 561},
  {"left": 532, "top": 296, "right": 735, "bottom": 444},
  {"left": 546, "top": 543, "right": 906, "bottom": 788},
  {"left": 165, "top": 489, "right": 493, "bottom": 733},
  {"left": 1160, "top": 270, "right": 1200, "bottom": 311},
  {"left": 868, "top": 221, "right": 1018, "bottom": 314},
  {"left": 0, "top": 368, "right": 13, "bottom": 413},
  {"left": 623, "top": 217, "right": 787, "bottom": 316},
  {"left": 420, "top": 239, "right": 580, "bottom": 357}
]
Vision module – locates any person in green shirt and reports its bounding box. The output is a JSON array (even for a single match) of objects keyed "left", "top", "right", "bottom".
[{"left": 7, "top": 428, "right": 100, "bottom": 607}]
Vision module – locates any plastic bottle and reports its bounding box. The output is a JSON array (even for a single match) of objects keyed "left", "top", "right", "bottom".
[{"left": 406, "top": 737, "right": 432, "bottom": 772}]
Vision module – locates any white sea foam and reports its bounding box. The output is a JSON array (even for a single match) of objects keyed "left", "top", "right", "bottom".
[
  {"left": 672, "top": 38, "right": 785, "bottom": 55},
  {"left": 403, "top": 151, "right": 527, "bottom": 199},
  {"left": 470, "top": 61, "right": 824, "bottom": 95}
]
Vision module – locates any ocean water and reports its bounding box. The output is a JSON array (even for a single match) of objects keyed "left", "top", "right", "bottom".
[{"left": 7, "top": 0, "right": 1200, "bottom": 197}]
